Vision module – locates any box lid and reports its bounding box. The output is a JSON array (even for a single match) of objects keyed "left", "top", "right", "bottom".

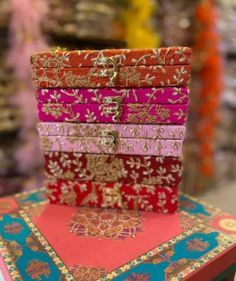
[
  {"left": 37, "top": 123, "right": 186, "bottom": 140},
  {"left": 31, "top": 47, "right": 192, "bottom": 69}
]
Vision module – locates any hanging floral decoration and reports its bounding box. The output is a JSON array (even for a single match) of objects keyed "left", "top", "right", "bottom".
[
  {"left": 8, "top": 0, "right": 49, "bottom": 189},
  {"left": 192, "top": 0, "right": 223, "bottom": 191}
]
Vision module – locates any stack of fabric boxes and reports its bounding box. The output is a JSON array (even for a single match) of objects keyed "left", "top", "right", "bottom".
[{"left": 31, "top": 47, "right": 191, "bottom": 212}]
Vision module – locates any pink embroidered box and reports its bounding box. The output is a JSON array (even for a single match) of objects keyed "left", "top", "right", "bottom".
[
  {"left": 38, "top": 122, "right": 185, "bottom": 157},
  {"left": 37, "top": 86, "right": 189, "bottom": 124}
]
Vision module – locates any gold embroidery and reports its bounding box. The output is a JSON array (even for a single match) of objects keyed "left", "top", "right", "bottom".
[
  {"left": 31, "top": 47, "right": 191, "bottom": 69},
  {"left": 80, "top": 182, "right": 99, "bottom": 205},
  {"left": 86, "top": 154, "right": 126, "bottom": 182},
  {"left": 156, "top": 105, "right": 170, "bottom": 120},
  {"left": 40, "top": 137, "right": 54, "bottom": 151},
  {"left": 119, "top": 68, "right": 142, "bottom": 86},
  {"left": 100, "top": 183, "right": 123, "bottom": 208},
  {"left": 127, "top": 104, "right": 157, "bottom": 123},
  {"left": 56, "top": 181, "right": 77, "bottom": 206},
  {"left": 45, "top": 153, "right": 182, "bottom": 186}
]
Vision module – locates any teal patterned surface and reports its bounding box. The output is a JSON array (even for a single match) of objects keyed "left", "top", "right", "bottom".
[
  {"left": 180, "top": 194, "right": 211, "bottom": 216},
  {"left": 110, "top": 231, "right": 220, "bottom": 281},
  {"left": 0, "top": 214, "right": 63, "bottom": 281},
  {"left": 15, "top": 189, "right": 47, "bottom": 206},
  {"left": 0, "top": 188, "right": 235, "bottom": 281}
]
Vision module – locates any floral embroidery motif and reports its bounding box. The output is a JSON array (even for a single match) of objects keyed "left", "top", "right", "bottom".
[
  {"left": 53, "top": 182, "right": 77, "bottom": 206},
  {"left": 38, "top": 122, "right": 186, "bottom": 139},
  {"left": 26, "top": 236, "right": 40, "bottom": 252},
  {"left": 119, "top": 67, "right": 142, "bottom": 86},
  {"left": 37, "top": 87, "right": 189, "bottom": 105},
  {"left": 4, "top": 222, "right": 22, "bottom": 234},
  {"left": 32, "top": 65, "right": 191, "bottom": 89},
  {"left": 26, "top": 259, "right": 51, "bottom": 279},
  {"left": 38, "top": 102, "right": 188, "bottom": 125},
  {"left": 40, "top": 136, "right": 183, "bottom": 157},
  {"left": 124, "top": 273, "right": 150, "bottom": 281},
  {"left": 70, "top": 265, "right": 107, "bottom": 281},
  {"left": 186, "top": 238, "right": 209, "bottom": 252},
  {"left": 68, "top": 207, "right": 142, "bottom": 239},
  {"left": 8, "top": 241, "right": 22, "bottom": 257},
  {"left": 47, "top": 179, "right": 178, "bottom": 213},
  {"left": 101, "top": 183, "right": 124, "bottom": 209},
  {"left": 31, "top": 47, "right": 192, "bottom": 69}
]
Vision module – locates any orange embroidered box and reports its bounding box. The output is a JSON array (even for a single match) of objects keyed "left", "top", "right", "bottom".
[{"left": 31, "top": 47, "right": 192, "bottom": 88}]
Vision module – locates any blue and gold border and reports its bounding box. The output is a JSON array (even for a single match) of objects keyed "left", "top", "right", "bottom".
[
  {"left": 0, "top": 188, "right": 236, "bottom": 281},
  {"left": 0, "top": 210, "right": 75, "bottom": 281},
  {"left": 100, "top": 225, "right": 236, "bottom": 281}
]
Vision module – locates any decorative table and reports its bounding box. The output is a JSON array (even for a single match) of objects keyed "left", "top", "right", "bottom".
[{"left": 0, "top": 188, "right": 235, "bottom": 281}]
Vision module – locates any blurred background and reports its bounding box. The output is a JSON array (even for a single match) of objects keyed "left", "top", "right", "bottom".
[{"left": 0, "top": 0, "right": 235, "bottom": 214}]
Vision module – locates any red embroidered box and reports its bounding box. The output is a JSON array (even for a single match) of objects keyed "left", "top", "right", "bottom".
[{"left": 47, "top": 180, "right": 178, "bottom": 213}]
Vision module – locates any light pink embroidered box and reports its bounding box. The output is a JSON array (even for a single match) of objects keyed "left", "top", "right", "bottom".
[{"left": 38, "top": 122, "right": 185, "bottom": 157}]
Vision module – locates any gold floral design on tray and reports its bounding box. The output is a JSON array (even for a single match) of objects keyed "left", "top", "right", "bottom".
[
  {"left": 70, "top": 264, "right": 107, "bottom": 281},
  {"left": 186, "top": 238, "right": 209, "bottom": 252},
  {"left": 219, "top": 218, "right": 236, "bottom": 232},
  {"left": 25, "top": 259, "right": 51, "bottom": 280},
  {"left": 4, "top": 222, "right": 22, "bottom": 234},
  {"left": 68, "top": 206, "right": 142, "bottom": 239}
]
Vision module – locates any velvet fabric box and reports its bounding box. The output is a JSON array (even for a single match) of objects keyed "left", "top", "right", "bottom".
[
  {"left": 37, "top": 103, "right": 188, "bottom": 124},
  {"left": 31, "top": 47, "right": 191, "bottom": 88},
  {"left": 38, "top": 123, "right": 184, "bottom": 157},
  {"left": 37, "top": 87, "right": 189, "bottom": 124},
  {"left": 43, "top": 152, "right": 183, "bottom": 187},
  {"left": 46, "top": 180, "right": 178, "bottom": 212},
  {"left": 36, "top": 87, "right": 189, "bottom": 105},
  {"left": 31, "top": 47, "right": 192, "bottom": 68},
  {"left": 0, "top": 188, "right": 236, "bottom": 281}
]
